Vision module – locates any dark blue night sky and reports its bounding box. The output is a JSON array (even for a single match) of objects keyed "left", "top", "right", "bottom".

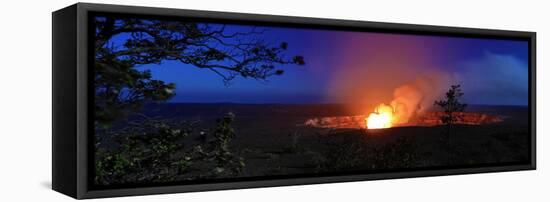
[{"left": 104, "top": 20, "right": 529, "bottom": 106}]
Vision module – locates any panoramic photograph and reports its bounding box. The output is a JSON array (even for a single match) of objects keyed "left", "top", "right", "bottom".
[{"left": 92, "top": 15, "right": 530, "bottom": 187}]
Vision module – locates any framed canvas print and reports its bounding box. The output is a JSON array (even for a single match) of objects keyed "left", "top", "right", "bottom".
[{"left": 52, "top": 3, "right": 536, "bottom": 199}]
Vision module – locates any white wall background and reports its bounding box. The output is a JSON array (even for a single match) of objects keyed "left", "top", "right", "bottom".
[{"left": 0, "top": 0, "right": 547, "bottom": 201}]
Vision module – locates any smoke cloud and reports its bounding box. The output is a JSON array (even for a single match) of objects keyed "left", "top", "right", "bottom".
[
  {"left": 326, "top": 34, "right": 527, "bottom": 125},
  {"left": 325, "top": 33, "right": 456, "bottom": 120},
  {"left": 390, "top": 76, "right": 450, "bottom": 124}
]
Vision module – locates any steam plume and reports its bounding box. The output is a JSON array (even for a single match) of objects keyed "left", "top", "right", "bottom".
[{"left": 390, "top": 76, "right": 449, "bottom": 124}]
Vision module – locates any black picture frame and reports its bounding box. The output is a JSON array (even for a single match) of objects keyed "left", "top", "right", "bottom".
[{"left": 52, "top": 3, "right": 536, "bottom": 199}]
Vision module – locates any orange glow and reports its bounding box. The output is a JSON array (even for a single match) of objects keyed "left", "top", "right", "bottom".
[{"left": 366, "top": 104, "right": 394, "bottom": 129}]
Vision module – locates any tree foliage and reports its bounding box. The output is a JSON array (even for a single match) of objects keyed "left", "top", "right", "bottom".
[
  {"left": 94, "top": 17, "right": 305, "bottom": 127},
  {"left": 93, "top": 17, "right": 306, "bottom": 185},
  {"left": 434, "top": 84, "right": 468, "bottom": 127}
]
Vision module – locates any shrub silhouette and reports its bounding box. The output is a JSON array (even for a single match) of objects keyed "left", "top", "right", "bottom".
[{"left": 95, "top": 113, "right": 244, "bottom": 185}]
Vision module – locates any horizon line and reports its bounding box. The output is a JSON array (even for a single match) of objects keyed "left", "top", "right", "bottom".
[{"left": 148, "top": 102, "right": 529, "bottom": 107}]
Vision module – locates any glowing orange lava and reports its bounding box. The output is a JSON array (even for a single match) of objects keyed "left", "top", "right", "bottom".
[{"left": 366, "top": 104, "right": 394, "bottom": 129}]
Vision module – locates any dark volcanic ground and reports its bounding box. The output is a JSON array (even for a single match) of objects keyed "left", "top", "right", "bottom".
[{"left": 111, "top": 103, "right": 530, "bottom": 178}]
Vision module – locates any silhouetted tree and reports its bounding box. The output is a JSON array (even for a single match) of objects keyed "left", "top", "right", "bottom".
[
  {"left": 94, "top": 17, "right": 305, "bottom": 127},
  {"left": 434, "top": 85, "right": 467, "bottom": 130},
  {"left": 434, "top": 84, "right": 467, "bottom": 162}
]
